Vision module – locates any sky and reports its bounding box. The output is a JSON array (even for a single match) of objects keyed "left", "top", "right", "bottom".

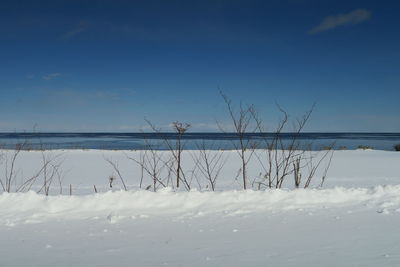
[{"left": 0, "top": 0, "right": 399, "bottom": 132}]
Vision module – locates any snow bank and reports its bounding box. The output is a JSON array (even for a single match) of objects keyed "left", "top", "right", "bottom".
[
  {"left": 1, "top": 149, "right": 399, "bottom": 266},
  {"left": 2, "top": 185, "right": 400, "bottom": 226}
]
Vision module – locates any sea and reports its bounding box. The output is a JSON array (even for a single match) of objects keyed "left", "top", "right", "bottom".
[{"left": 0, "top": 132, "right": 399, "bottom": 151}]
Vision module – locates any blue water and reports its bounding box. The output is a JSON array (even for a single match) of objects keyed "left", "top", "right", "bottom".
[{"left": 0, "top": 132, "right": 399, "bottom": 151}]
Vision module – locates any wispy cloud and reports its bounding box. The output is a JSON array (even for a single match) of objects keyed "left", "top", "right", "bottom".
[
  {"left": 61, "top": 20, "right": 90, "bottom": 39},
  {"left": 43, "top": 73, "right": 62, "bottom": 80},
  {"left": 309, "top": 9, "right": 371, "bottom": 34}
]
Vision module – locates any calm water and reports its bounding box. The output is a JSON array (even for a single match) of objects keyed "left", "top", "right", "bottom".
[{"left": 0, "top": 132, "right": 399, "bottom": 151}]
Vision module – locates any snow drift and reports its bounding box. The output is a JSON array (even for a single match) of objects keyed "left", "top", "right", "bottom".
[
  {"left": 2, "top": 185, "right": 400, "bottom": 226},
  {"left": 0, "top": 149, "right": 399, "bottom": 267}
]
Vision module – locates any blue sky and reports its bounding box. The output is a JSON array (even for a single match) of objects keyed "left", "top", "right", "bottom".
[{"left": 0, "top": 0, "right": 399, "bottom": 132}]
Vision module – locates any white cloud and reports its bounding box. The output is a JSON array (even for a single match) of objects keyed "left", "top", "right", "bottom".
[
  {"left": 43, "top": 73, "right": 62, "bottom": 80},
  {"left": 61, "top": 21, "right": 90, "bottom": 39},
  {"left": 309, "top": 9, "right": 371, "bottom": 34}
]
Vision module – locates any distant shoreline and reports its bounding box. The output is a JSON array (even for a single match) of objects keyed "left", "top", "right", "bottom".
[{"left": 0, "top": 132, "right": 399, "bottom": 151}]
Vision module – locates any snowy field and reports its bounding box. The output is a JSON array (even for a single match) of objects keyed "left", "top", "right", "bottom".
[{"left": 1, "top": 149, "right": 400, "bottom": 266}]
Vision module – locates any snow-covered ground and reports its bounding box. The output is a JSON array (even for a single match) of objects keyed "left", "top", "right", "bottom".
[{"left": 0, "top": 149, "right": 399, "bottom": 266}]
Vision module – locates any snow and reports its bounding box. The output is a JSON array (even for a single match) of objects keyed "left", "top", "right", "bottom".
[
  {"left": 0, "top": 149, "right": 399, "bottom": 266},
  {"left": 2, "top": 186, "right": 400, "bottom": 225}
]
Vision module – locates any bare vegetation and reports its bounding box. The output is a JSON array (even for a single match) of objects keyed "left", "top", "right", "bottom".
[
  {"left": 0, "top": 142, "right": 65, "bottom": 194},
  {"left": 143, "top": 119, "right": 193, "bottom": 191},
  {"left": 126, "top": 145, "right": 168, "bottom": 192},
  {"left": 219, "top": 91, "right": 258, "bottom": 189},
  {"left": 191, "top": 141, "right": 227, "bottom": 191},
  {"left": 0, "top": 94, "right": 335, "bottom": 194},
  {"left": 104, "top": 157, "right": 128, "bottom": 191},
  {"left": 248, "top": 103, "right": 334, "bottom": 189}
]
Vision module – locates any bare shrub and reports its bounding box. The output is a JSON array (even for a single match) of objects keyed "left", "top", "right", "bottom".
[
  {"left": 296, "top": 149, "right": 334, "bottom": 188},
  {"left": 394, "top": 144, "right": 400, "bottom": 151},
  {"left": 357, "top": 145, "right": 373, "bottom": 150},
  {"left": 191, "top": 141, "right": 227, "bottom": 191},
  {"left": 171, "top": 121, "right": 191, "bottom": 188},
  {"left": 1, "top": 143, "right": 25, "bottom": 192},
  {"left": 219, "top": 91, "right": 258, "bottom": 189},
  {"left": 104, "top": 157, "right": 127, "bottom": 191},
  {"left": 144, "top": 119, "right": 192, "bottom": 191},
  {"left": 37, "top": 151, "right": 65, "bottom": 195},
  {"left": 126, "top": 145, "right": 168, "bottom": 192},
  {"left": 251, "top": 104, "right": 334, "bottom": 189},
  {"left": 0, "top": 142, "right": 65, "bottom": 194}
]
